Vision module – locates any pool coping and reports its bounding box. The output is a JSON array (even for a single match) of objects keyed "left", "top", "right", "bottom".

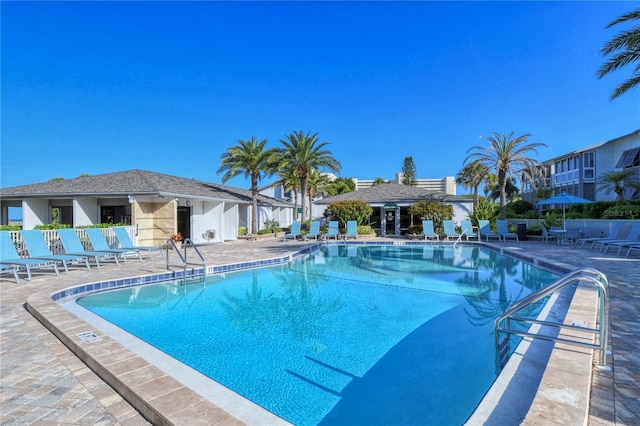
[{"left": 25, "top": 241, "right": 600, "bottom": 425}]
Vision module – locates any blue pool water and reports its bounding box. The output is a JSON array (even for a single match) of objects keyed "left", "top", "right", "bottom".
[{"left": 77, "top": 244, "right": 558, "bottom": 425}]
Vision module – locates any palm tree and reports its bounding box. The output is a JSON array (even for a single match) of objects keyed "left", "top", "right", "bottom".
[
  {"left": 596, "top": 169, "right": 640, "bottom": 203},
  {"left": 372, "top": 177, "right": 387, "bottom": 186},
  {"left": 324, "top": 177, "right": 355, "bottom": 196},
  {"left": 306, "top": 168, "right": 332, "bottom": 206},
  {"left": 456, "top": 160, "right": 489, "bottom": 208},
  {"left": 277, "top": 130, "right": 341, "bottom": 222},
  {"left": 465, "top": 132, "right": 546, "bottom": 219},
  {"left": 218, "top": 137, "right": 276, "bottom": 235},
  {"left": 274, "top": 166, "right": 301, "bottom": 220},
  {"left": 597, "top": 8, "right": 640, "bottom": 100}
]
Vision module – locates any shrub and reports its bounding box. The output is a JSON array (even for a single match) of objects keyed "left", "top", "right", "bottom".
[
  {"left": 509, "top": 200, "right": 533, "bottom": 215},
  {"left": 357, "top": 225, "right": 376, "bottom": 235},
  {"left": 0, "top": 225, "right": 22, "bottom": 231},
  {"left": 408, "top": 200, "right": 453, "bottom": 234},
  {"left": 325, "top": 200, "right": 373, "bottom": 227},
  {"left": 34, "top": 224, "right": 72, "bottom": 230},
  {"left": 238, "top": 226, "right": 247, "bottom": 236}
]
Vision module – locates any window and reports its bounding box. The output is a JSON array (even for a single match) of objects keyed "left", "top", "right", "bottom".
[{"left": 615, "top": 148, "right": 640, "bottom": 168}]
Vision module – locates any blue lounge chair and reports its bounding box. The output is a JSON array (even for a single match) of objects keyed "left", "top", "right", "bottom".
[
  {"left": 576, "top": 222, "right": 624, "bottom": 248},
  {"left": 496, "top": 220, "right": 518, "bottom": 242},
  {"left": 0, "top": 231, "right": 60, "bottom": 281},
  {"left": 344, "top": 221, "right": 358, "bottom": 240},
  {"left": 325, "top": 221, "right": 340, "bottom": 240},
  {"left": 113, "top": 227, "right": 164, "bottom": 259},
  {"left": 443, "top": 220, "right": 461, "bottom": 241},
  {"left": 478, "top": 220, "right": 502, "bottom": 242},
  {"left": 600, "top": 222, "right": 640, "bottom": 254},
  {"left": 460, "top": 220, "right": 479, "bottom": 240},
  {"left": 57, "top": 229, "right": 120, "bottom": 268},
  {"left": 283, "top": 221, "right": 301, "bottom": 241},
  {"left": 422, "top": 220, "right": 439, "bottom": 241},
  {"left": 85, "top": 228, "right": 143, "bottom": 263},
  {"left": 304, "top": 221, "right": 321, "bottom": 241},
  {"left": 1, "top": 263, "right": 20, "bottom": 283},
  {"left": 21, "top": 230, "right": 91, "bottom": 274}
]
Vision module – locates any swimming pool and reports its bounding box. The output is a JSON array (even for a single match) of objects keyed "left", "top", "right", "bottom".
[{"left": 76, "top": 244, "right": 558, "bottom": 425}]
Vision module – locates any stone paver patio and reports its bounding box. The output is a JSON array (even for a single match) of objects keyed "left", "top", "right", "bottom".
[{"left": 1, "top": 237, "right": 638, "bottom": 425}]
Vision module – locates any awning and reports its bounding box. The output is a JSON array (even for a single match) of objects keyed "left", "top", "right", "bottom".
[{"left": 382, "top": 202, "right": 398, "bottom": 209}]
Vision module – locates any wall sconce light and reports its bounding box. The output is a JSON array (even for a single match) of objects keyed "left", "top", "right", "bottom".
[
  {"left": 127, "top": 195, "right": 135, "bottom": 203},
  {"left": 186, "top": 200, "right": 191, "bottom": 207}
]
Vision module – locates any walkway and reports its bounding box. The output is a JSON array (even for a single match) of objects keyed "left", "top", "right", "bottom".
[{"left": 0, "top": 238, "right": 638, "bottom": 425}]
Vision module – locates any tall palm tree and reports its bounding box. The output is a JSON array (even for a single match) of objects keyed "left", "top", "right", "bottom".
[
  {"left": 465, "top": 132, "right": 546, "bottom": 219},
  {"left": 456, "top": 160, "right": 489, "bottom": 208},
  {"left": 324, "top": 177, "right": 355, "bottom": 196},
  {"left": 596, "top": 169, "right": 640, "bottom": 203},
  {"left": 218, "top": 137, "right": 276, "bottom": 235},
  {"left": 277, "top": 130, "right": 341, "bottom": 222},
  {"left": 597, "top": 8, "right": 640, "bottom": 100}
]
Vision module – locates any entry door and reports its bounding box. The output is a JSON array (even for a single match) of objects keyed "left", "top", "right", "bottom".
[
  {"left": 385, "top": 210, "right": 396, "bottom": 236},
  {"left": 177, "top": 207, "right": 191, "bottom": 240}
]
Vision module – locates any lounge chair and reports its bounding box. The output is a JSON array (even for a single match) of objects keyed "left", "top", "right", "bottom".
[
  {"left": 460, "top": 220, "right": 479, "bottom": 240},
  {"left": 21, "top": 230, "right": 91, "bottom": 274},
  {"left": 85, "top": 228, "right": 143, "bottom": 263},
  {"left": 422, "top": 220, "right": 439, "bottom": 241},
  {"left": 600, "top": 222, "right": 640, "bottom": 254},
  {"left": 478, "top": 220, "right": 502, "bottom": 242},
  {"left": 57, "top": 229, "right": 121, "bottom": 268},
  {"left": 325, "top": 221, "right": 340, "bottom": 240},
  {"left": 283, "top": 221, "right": 301, "bottom": 241},
  {"left": 625, "top": 244, "right": 640, "bottom": 257},
  {"left": 496, "top": 220, "right": 518, "bottom": 242},
  {"left": 344, "top": 221, "right": 358, "bottom": 240},
  {"left": 575, "top": 222, "right": 624, "bottom": 248},
  {"left": 443, "top": 220, "right": 461, "bottom": 241},
  {"left": 304, "top": 221, "right": 321, "bottom": 241},
  {"left": 113, "top": 227, "right": 164, "bottom": 259},
  {"left": 0, "top": 231, "right": 60, "bottom": 281}
]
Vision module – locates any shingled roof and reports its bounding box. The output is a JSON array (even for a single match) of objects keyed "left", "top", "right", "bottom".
[
  {"left": 316, "top": 183, "right": 469, "bottom": 205},
  {"left": 0, "top": 169, "right": 291, "bottom": 207}
]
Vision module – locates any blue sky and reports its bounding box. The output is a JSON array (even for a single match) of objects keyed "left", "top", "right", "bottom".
[{"left": 2, "top": 1, "right": 638, "bottom": 194}]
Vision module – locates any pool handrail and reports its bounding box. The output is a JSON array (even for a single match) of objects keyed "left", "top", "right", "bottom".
[
  {"left": 165, "top": 238, "right": 206, "bottom": 282},
  {"left": 495, "top": 267, "right": 609, "bottom": 371}
]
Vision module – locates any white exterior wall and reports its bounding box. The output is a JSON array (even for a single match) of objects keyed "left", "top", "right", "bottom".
[
  {"left": 189, "top": 200, "right": 224, "bottom": 244},
  {"left": 451, "top": 201, "right": 474, "bottom": 226},
  {"left": 73, "top": 197, "right": 98, "bottom": 227},
  {"left": 223, "top": 203, "right": 239, "bottom": 241},
  {"left": 22, "top": 199, "right": 49, "bottom": 230}
]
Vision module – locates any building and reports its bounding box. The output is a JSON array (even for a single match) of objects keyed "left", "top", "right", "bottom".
[
  {"left": 0, "top": 169, "right": 293, "bottom": 245},
  {"left": 315, "top": 183, "right": 472, "bottom": 237},
  {"left": 352, "top": 173, "right": 456, "bottom": 193},
  {"left": 521, "top": 129, "right": 640, "bottom": 204}
]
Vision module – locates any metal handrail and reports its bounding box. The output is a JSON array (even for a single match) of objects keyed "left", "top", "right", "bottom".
[
  {"left": 495, "top": 267, "right": 609, "bottom": 371},
  {"left": 165, "top": 238, "right": 206, "bottom": 282}
]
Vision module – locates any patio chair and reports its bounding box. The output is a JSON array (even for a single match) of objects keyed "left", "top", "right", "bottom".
[
  {"left": 575, "top": 222, "right": 624, "bottom": 248},
  {"left": 283, "top": 221, "right": 301, "bottom": 241},
  {"left": 325, "top": 221, "right": 340, "bottom": 240},
  {"left": 540, "top": 226, "right": 558, "bottom": 244},
  {"left": 589, "top": 222, "right": 639, "bottom": 251},
  {"left": 344, "top": 221, "right": 358, "bottom": 240},
  {"left": 20, "top": 229, "right": 91, "bottom": 274},
  {"left": 113, "top": 227, "right": 164, "bottom": 259},
  {"left": 496, "top": 220, "right": 518, "bottom": 242},
  {"left": 443, "top": 220, "right": 461, "bottom": 241},
  {"left": 304, "top": 221, "right": 321, "bottom": 241},
  {"left": 1, "top": 263, "right": 20, "bottom": 283},
  {"left": 460, "top": 220, "right": 479, "bottom": 240},
  {"left": 85, "top": 228, "right": 143, "bottom": 263},
  {"left": 478, "top": 220, "right": 502, "bottom": 242},
  {"left": 56, "top": 229, "right": 121, "bottom": 269},
  {"left": 422, "top": 220, "right": 440, "bottom": 241},
  {"left": 0, "top": 231, "right": 60, "bottom": 281}
]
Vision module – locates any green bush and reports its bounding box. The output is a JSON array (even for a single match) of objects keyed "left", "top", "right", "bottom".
[
  {"left": 0, "top": 225, "right": 22, "bottom": 231},
  {"left": 357, "top": 225, "right": 375, "bottom": 235},
  {"left": 238, "top": 226, "right": 247, "bottom": 236},
  {"left": 509, "top": 200, "right": 533, "bottom": 215},
  {"left": 34, "top": 224, "right": 72, "bottom": 230},
  {"left": 408, "top": 200, "right": 453, "bottom": 234},
  {"left": 325, "top": 200, "right": 374, "bottom": 227}
]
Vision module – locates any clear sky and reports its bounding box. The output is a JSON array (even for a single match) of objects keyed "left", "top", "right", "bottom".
[{"left": 1, "top": 1, "right": 638, "bottom": 194}]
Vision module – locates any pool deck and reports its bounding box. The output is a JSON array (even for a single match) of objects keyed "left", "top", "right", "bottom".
[{"left": 1, "top": 237, "right": 638, "bottom": 425}]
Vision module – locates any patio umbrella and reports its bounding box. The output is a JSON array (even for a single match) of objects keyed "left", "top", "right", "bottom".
[{"left": 536, "top": 192, "right": 592, "bottom": 230}]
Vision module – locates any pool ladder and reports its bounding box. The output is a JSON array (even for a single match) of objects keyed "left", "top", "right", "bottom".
[
  {"left": 495, "top": 267, "right": 609, "bottom": 372},
  {"left": 165, "top": 238, "right": 206, "bottom": 283}
]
